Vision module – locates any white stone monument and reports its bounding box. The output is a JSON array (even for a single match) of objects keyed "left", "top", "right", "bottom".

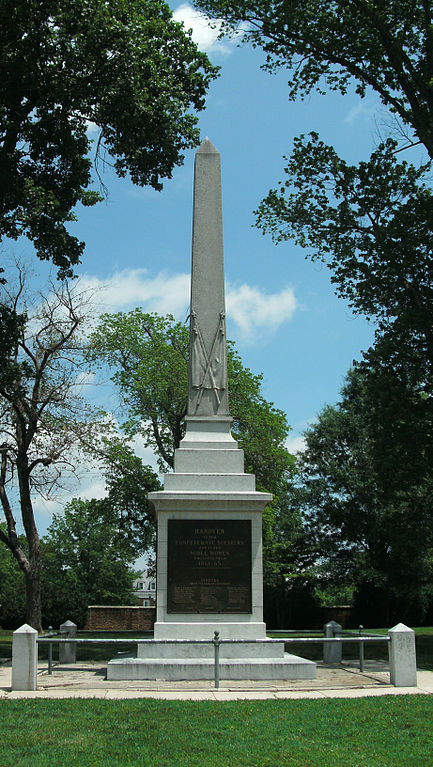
[{"left": 107, "top": 139, "right": 316, "bottom": 681}]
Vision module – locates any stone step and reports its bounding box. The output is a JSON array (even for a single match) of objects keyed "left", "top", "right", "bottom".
[
  {"left": 164, "top": 473, "right": 255, "bottom": 492},
  {"left": 136, "top": 640, "right": 285, "bottom": 660},
  {"left": 107, "top": 654, "right": 317, "bottom": 681},
  {"left": 178, "top": 441, "right": 239, "bottom": 450},
  {"left": 174, "top": 448, "right": 244, "bottom": 474}
]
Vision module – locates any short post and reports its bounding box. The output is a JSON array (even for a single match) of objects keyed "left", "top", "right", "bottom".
[
  {"left": 48, "top": 627, "right": 53, "bottom": 675},
  {"left": 358, "top": 625, "right": 364, "bottom": 672},
  {"left": 59, "top": 620, "right": 77, "bottom": 664},
  {"left": 12, "top": 624, "right": 38, "bottom": 691},
  {"left": 388, "top": 623, "right": 417, "bottom": 687},
  {"left": 323, "top": 620, "right": 342, "bottom": 663},
  {"left": 213, "top": 630, "right": 221, "bottom": 689}
]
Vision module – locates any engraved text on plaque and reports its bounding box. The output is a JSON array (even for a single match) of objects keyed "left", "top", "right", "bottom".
[{"left": 167, "top": 519, "right": 252, "bottom": 613}]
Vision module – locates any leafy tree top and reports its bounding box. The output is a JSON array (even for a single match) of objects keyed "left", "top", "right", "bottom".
[
  {"left": 87, "top": 309, "right": 295, "bottom": 493},
  {"left": 196, "top": 0, "right": 433, "bottom": 157},
  {"left": 0, "top": 0, "right": 218, "bottom": 278}
]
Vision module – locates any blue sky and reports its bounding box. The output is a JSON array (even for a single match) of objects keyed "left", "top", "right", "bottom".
[{"left": 10, "top": 3, "right": 387, "bottom": 535}]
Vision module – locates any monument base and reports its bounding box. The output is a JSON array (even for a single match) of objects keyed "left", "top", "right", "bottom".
[{"left": 107, "top": 640, "right": 316, "bottom": 681}]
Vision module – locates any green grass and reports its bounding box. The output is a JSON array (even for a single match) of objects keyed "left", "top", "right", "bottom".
[{"left": 0, "top": 697, "right": 432, "bottom": 767}]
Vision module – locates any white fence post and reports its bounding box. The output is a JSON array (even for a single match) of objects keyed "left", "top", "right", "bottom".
[
  {"left": 59, "top": 620, "right": 77, "bottom": 663},
  {"left": 388, "top": 623, "right": 417, "bottom": 687},
  {"left": 323, "top": 620, "right": 342, "bottom": 663},
  {"left": 12, "top": 624, "right": 38, "bottom": 691}
]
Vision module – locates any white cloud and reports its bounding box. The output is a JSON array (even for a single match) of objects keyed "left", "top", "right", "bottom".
[
  {"left": 172, "top": 2, "right": 234, "bottom": 55},
  {"left": 79, "top": 269, "right": 297, "bottom": 340},
  {"left": 85, "top": 120, "right": 99, "bottom": 136},
  {"left": 285, "top": 435, "right": 306, "bottom": 454},
  {"left": 344, "top": 99, "right": 377, "bottom": 125},
  {"left": 80, "top": 268, "right": 190, "bottom": 318},
  {"left": 226, "top": 283, "right": 297, "bottom": 340}
]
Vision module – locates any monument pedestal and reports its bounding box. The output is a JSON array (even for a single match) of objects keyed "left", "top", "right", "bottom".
[{"left": 107, "top": 417, "right": 316, "bottom": 682}]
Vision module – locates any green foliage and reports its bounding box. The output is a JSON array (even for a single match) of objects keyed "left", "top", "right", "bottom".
[
  {"left": 227, "top": 342, "right": 295, "bottom": 492},
  {"left": 256, "top": 135, "right": 433, "bottom": 324},
  {"left": 0, "top": 526, "right": 26, "bottom": 629},
  {"left": 1, "top": 697, "right": 433, "bottom": 766},
  {"left": 88, "top": 310, "right": 189, "bottom": 469},
  {"left": 255, "top": 134, "right": 433, "bottom": 375},
  {"left": 262, "top": 487, "right": 320, "bottom": 628},
  {"left": 198, "top": 1, "right": 433, "bottom": 394},
  {"left": 197, "top": 1, "right": 433, "bottom": 157},
  {"left": 96, "top": 438, "right": 161, "bottom": 554},
  {"left": 0, "top": 0, "right": 218, "bottom": 279},
  {"left": 42, "top": 497, "right": 140, "bottom": 628},
  {"left": 88, "top": 310, "right": 295, "bottom": 491},
  {"left": 297, "top": 367, "right": 433, "bottom": 625}
]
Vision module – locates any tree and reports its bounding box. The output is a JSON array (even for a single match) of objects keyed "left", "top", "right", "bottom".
[
  {"left": 0, "top": 269, "right": 104, "bottom": 629},
  {"left": 87, "top": 309, "right": 295, "bottom": 492},
  {"left": 296, "top": 366, "right": 433, "bottom": 625},
  {"left": 87, "top": 310, "right": 303, "bottom": 617},
  {"left": 41, "top": 498, "right": 141, "bottom": 628},
  {"left": 0, "top": 0, "right": 218, "bottom": 281},
  {"left": 0, "top": 524, "right": 26, "bottom": 628},
  {"left": 88, "top": 437, "right": 161, "bottom": 555},
  {"left": 261, "top": 488, "right": 320, "bottom": 628},
  {"left": 255, "top": 135, "right": 433, "bottom": 380},
  {"left": 196, "top": 1, "right": 433, "bottom": 384},
  {"left": 87, "top": 310, "right": 306, "bottom": 622},
  {"left": 196, "top": 1, "right": 433, "bottom": 157}
]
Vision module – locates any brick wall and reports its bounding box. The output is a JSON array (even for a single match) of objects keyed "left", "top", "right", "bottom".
[
  {"left": 321, "top": 606, "right": 353, "bottom": 628},
  {"left": 85, "top": 606, "right": 156, "bottom": 631}
]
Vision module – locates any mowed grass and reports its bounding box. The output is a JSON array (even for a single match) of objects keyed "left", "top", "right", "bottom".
[{"left": 0, "top": 696, "right": 432, "bottom": 767}]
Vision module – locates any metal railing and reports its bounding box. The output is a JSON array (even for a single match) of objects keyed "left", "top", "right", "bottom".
[
  {"left": 38, "top": 627, "right": 61, "bottom": 675},
  {"left": 37, "top": 630, "right": 391, "bottom": 688}
]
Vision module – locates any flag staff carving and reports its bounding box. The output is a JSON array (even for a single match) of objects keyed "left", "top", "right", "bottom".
[{"left": 187, "top": 137, "right": 229, "bottom": 417}]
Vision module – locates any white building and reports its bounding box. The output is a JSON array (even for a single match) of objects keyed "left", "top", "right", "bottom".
[{"left": 133, "top": 570, "right": 156, "bottom": 607}]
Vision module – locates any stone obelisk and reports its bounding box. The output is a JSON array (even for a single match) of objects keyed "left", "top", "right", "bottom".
[
  {"left": 188, "top": 137, "right": 229, "bottom": 417},
  {"left": 150, "top": 137, "right": 272, "bottom": 644},
  {"left": 106, "top": 139, "right": 316, "bottom": 680}
]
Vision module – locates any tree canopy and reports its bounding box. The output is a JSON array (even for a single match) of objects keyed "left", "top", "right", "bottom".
[
  {"left": 196, "top": 0, "right": 433, "bottom": 157},
  {"left": 0, "top": 0, "right": 218, "bottom": 280},
  {"left": 197, "top": 0, "right": 433, "bottom": 402},
  {"left": 88, "top": 309, "right": 295, "bottom": 493},
  {"left": 42, "top": 498, "right": 140, "bottom": 628},
  {"left": 296, "top": 366, "right": 433, "bottom": 625},
  {"left": 90, "top": 437, "right": 161, "bottom": 556},
  {"left": 0, "top": 269, "right": 105, "bottom": 629}
]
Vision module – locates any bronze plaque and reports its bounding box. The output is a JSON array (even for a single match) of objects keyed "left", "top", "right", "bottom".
[{"left": 167, "top": 519, "right": 252, "bottom": 613}]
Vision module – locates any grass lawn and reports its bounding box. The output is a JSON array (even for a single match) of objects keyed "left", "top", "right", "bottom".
[
  {"left": 0, "top": 696, "right": 432, "bottom": 767},
  {"left": 1, "top": 628, "right": 432, "bottom": 766}
]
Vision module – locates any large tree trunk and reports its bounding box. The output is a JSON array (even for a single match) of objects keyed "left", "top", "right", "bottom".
[
  {"left": 16, "top": 451, "right": 42, "bottom": 631},
  {"left": 24, "top": 561, "right": 42, "bottom": 631}
]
